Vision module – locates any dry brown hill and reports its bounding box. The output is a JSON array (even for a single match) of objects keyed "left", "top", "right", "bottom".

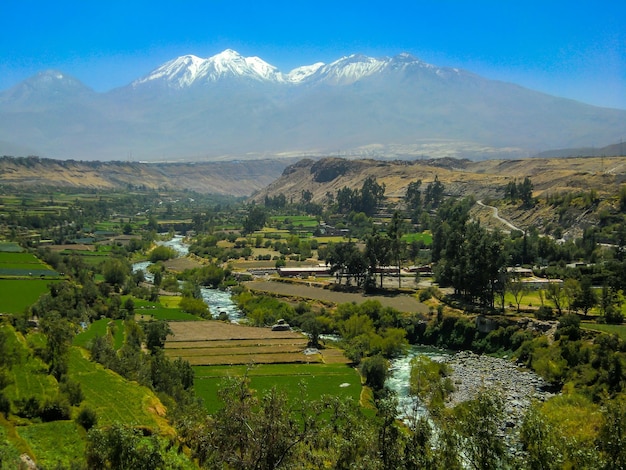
[
  {"left": 251, "top": 156, "right": 626, "bottom": 236},
  {"left": 253, "top": 156, "right": 626, "bottom": 202},
  {"left": 0, "top": 156, "right": 292, "bottom": 196}
]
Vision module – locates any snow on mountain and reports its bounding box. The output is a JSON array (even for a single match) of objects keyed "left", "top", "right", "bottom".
[
  {"left": 132, "top": 49, "right": 283, "bottom": 88},
  {"left": 131, "top": 49, "right": 450, "bottom": 89},
  {"left": 308, "top": 54, "right": 388, "bottom": 85},
  {"left": 285, "top": 62, "right": 325, "bottom": 83}
]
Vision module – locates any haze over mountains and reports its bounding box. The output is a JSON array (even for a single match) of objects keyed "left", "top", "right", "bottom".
[{"left": 0, "top": 49, "right": 624, "bottom": 161}]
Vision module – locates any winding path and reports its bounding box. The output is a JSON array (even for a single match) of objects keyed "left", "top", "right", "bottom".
[{"left": 476, "top": 200, "right": 523, "bottom": 232}]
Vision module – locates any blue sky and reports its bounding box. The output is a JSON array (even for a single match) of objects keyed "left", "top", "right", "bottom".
[{"left": 2, "top": 0, "right": 625, "bottom": 108}]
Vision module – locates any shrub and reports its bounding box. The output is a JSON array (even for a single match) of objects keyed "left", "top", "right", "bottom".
[
  {"left": 360, "top": 354, "right": 388, "bottom": 391},
  {"left": 76, "top": 406, "right": 98, "bottom": 431},
  {"left": 40, "top": 395, "right": 71, "bottom": 422}
]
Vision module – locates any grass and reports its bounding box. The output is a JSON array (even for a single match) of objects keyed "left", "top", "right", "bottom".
[
  {"left": 1, "top": 326, "right": 58, "bottom": 405},
  {"left": 0, "top": 253, "right": 41, "bottom": 264},
  {"left": 193, "top": 363, "right": 361, "bottom": 413},
  {"left": 129, "top": 297, "right": 203, "bottom": 321},
  {"left": 73, "top": 318, "right": 125, "bottom": 349},
  {"left": 270, "top": 215, "right": 319, "bottom": 228},
  {"left": 581, "top": 323, "right": 626, "bottom": 341},
  {"left": 402, "top": 232, "right": 433, "bottom": 245},
  {"left": 17, "top": 421, "right": 85, "bottom": 469},
  {"left": 0, "top": 279, "right": 59, "bottom": 314},
  {"left": 68, "top": 348, "right": 164, "bottom": 430}
]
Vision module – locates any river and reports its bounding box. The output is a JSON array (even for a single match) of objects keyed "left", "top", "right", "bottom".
[
  {"left": 132, "top": 234, "right": 243, "bottom": 321},
  {"left": 387, "top": 344, "right": 553, "bottom": 448}
]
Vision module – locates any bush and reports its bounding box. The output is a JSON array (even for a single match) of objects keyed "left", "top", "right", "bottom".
[
  {"left": 59, "top": 378, "right": 84, "bottom": 406},
  {"left": 76, "top": 406, "right": 98, "bottom": 431},
  {"left": 359, "top": 354, "right": 388, "bottom": 391},
  {"left": 40, "top": 395, "right": 71, "bottom": 422},
  {"left": 535, "top": 305, "right": 554, "bottom": 320}
]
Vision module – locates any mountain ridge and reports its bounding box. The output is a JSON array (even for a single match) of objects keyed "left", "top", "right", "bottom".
[{"left": 0, "top": 49, "right": 624, "bottom": 161}]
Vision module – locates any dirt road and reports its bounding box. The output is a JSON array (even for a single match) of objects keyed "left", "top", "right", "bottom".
[{"left": 245, "top": 280, "right": 429, "bottom": 314}]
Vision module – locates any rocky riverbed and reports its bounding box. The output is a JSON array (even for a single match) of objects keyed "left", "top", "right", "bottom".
[{"left": 444, "top": 351, "right": 553, "bottom": 423}]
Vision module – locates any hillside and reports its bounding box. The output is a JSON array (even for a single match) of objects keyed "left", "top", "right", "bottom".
[
  {"left": 0, "top": 156, "right": 292, "bottom": 196},
  {"left": 251, "top": 155, "right": 626, "bottom": 236}
]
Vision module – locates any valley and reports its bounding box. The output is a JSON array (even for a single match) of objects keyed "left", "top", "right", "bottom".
[{"left": 0, "top": 152, "right": 625, "bottom": 468}]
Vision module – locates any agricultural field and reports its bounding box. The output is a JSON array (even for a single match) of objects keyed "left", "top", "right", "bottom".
[
  {"left": 17, "top": 421, "right": 85, "bottom": 469},
  {"left": 68, "top": 348, "right": 166, "bottom": 430},
  {"left": 129, "top": 297, "right": 204, "bottom": 322},
  {"left": 0, "top": 249, "right": 61, "bottom": 314},
  {"left": 165, "top": 320, "right": 359, "bottom": 412},
  {"left": 0, "top": 279, "right": 56, "bottom": 314},
  {"left": 165, "top": 320, "right": 321, "bottom": 365},
  {"left": 1, "top": 326, "right": 58, "bottom": 405},
  {"left": 0, "top": 251, "right": 59, "bottom": 277},
  {"left": 269, "top": 215, "right": 319, "bottom": 228},
  {"left": 194, "top": 363, "right": 361, "bottom": 414}
]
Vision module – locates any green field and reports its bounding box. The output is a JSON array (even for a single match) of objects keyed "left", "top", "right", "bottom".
[
  {"left": 581, "top": 323, "right": 626, "bottom": 341},
  {"left": 270, "top": 215, "right": 319, "bottom": 228},
  {"left": 0, "top": 279, "right": 57, "bottom": 314},
  {"left": 0, "top": 251, "right": 59, "bottom": 278},
  {"left": 402, "top": 232, "right": 433, "bottom": 245},
  {"left": 68, "top": 348, "right": 164, "bottom": 429},
  {"left": 1, "top": 326, "right": 59, "bottom": 407},
  {"left": 74, "top": 318, "right": 125, "bottom": 350},
  {"left": 129, "top": 297, "right": 203, "bottom": 321},
  {"left": 18, "top": 421, "right": 85, "bottom": 469},
  {"left": 194, "top": 363, "right": 361, "bottom": 413}
]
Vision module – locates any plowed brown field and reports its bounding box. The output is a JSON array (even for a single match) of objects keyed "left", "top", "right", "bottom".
[{"left": 165, "top": 321, "right": 348, "bottom": 366}]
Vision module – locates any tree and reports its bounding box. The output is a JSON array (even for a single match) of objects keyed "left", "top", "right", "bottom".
[
  {"left": 102, "top": 258, "right": 129, "bottom": 291},
  {"left": 40, "top": 315, "right": 74, "bottom": 380},
  {"left": 453, "top": 391, "right": 507, "bottom": 470},
  {"left": 387, "top": 211, "right": 405, "bottom": 288},
  {"left": 574, "top": 276, "right": 597, "bottom": 318},
  {"left": 424, "top": 175, "right": 445, "bottom": 209},
  {"left": 203, "top": 376, "right": 317, "bottom": 469},
  {"left": 508, "top": 276, "right": 529, "bottom": 313},
  {"left": 405, "top": 179, "right": 423, "bottom": 223},
  {"left": 519, "top": 176, "right": 534, "bottom": 207},
  {"left": 365, "top": 228, "right": 391, "bottom": 289},
  {"left": 86, "top": 423, "right": 164, "bottom": 469},
  {"left": 599, "top": 399, "right": 626, "bottom": 470},
  {"left": 519, "top": 404, "right": 563, "bottom": 470},
  {"left": 563, "top": 278, "right": 581, "bottom": 313},
  {"left": 410, "top": 355, "right": 453, "bottom": 410},
  {"left": 143, "top": 321, "right": 173, "bottom": 354},
  {"left": 242, "top": 205, "right": 267, "bottom": 235},
  {"left": 359, "top": 354, "right": 388, "bottom": 391},
  {"left": 545, "top": 282, "right": 565, "bottom": 317}
]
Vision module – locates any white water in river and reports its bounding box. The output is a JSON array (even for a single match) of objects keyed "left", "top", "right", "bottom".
[{"left": 387, "top": 346, "right": 451, "bottom": 419}]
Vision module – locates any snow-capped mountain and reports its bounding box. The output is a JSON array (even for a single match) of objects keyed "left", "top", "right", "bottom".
[
  {"left": 0, "top": 49, "right": 624, "bottom": 161},
  {"left": 132, "top": 49, "right": 283, "bottom": 89},
  {"left": 130, "top": 50, "right": 457, "bottom": 89}
]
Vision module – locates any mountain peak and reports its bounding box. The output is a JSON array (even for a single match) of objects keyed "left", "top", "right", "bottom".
[{"left": 133, "top": 49, "right": 283, "bottom": 89}]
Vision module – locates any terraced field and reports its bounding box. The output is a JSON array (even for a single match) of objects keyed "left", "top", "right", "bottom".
[{"left": 165, "top": 321, "right": 327, "bottom": 365}]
